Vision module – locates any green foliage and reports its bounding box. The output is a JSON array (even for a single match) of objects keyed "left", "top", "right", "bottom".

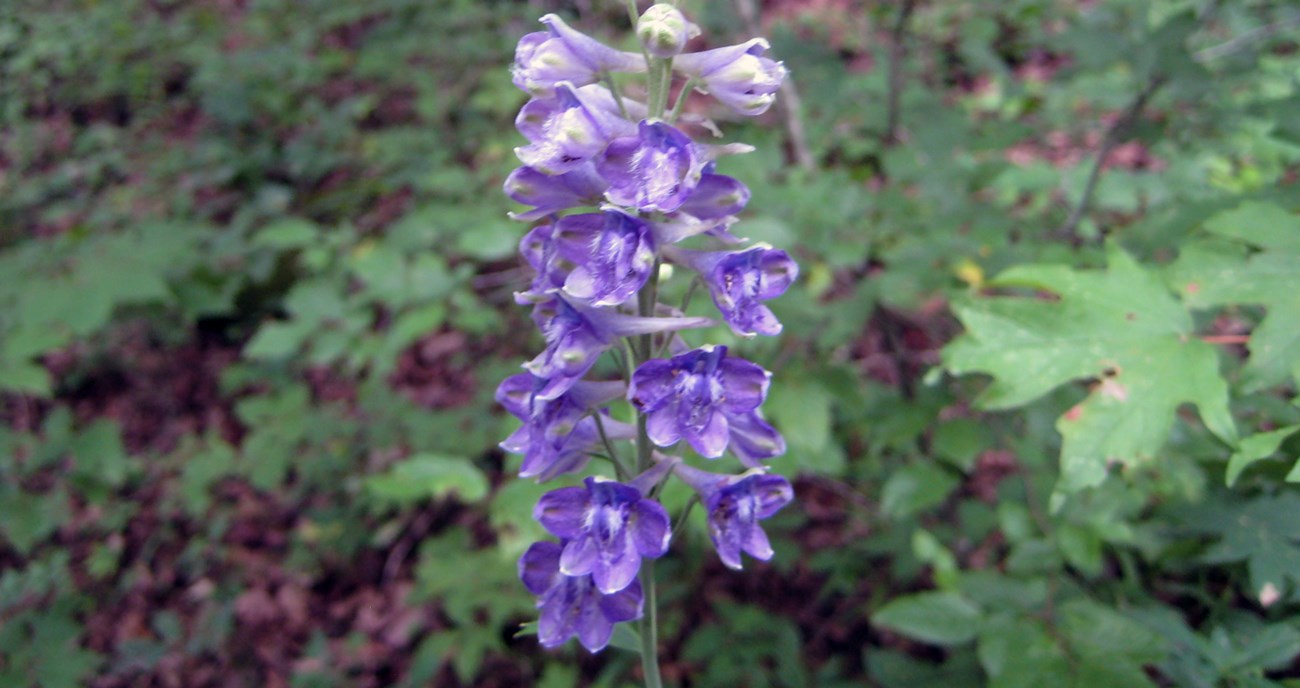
[
  {"left": 1169, "top": 202, "right": 1300, "bottom": 391},
  {"left": 366, "top": 453, "right": 488, "bottom": 506},
  {"left": 1, "top": 0, "right": 1298, "bottom": 685},
  {"left": 873, "top": 591, "right": 983, "bottom": 646},
  {"left": 945, "top": 244, "right": 1238, "bottom": 493}
]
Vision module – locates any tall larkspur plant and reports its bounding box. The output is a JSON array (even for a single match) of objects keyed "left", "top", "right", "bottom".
[{"left": 501, "top": 4, "right": 794, "bottom": 684}]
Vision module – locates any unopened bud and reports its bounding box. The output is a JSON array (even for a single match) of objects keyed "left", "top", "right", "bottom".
[{"left": 637, "top": 4, "right": 698, "bottom": 59}]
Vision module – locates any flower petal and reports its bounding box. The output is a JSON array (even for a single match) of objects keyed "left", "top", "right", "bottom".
[
  {"left": 560, "top": 535, "right": 600, "bottom": 576},
  {"left": 728, "top": 412, "right": 786, "bottom": 465},
  {"left": 683, "top": 406, "right": 729, "bottom": 459},
  {"left": 752, "top": 474, "right": 795, "bottom": 518},
  {"left": 593, "top": 541, "right": 640, "bottom": 594},
  {"left": 535, "top": 486, "right": 590, "bottom": 539},
  {"left": 518, "top": 541, "right": 562, "bottom": 595},
  {"left": 645, "top": 406, "right": 682, "bottom": 447},
  {"left": 718, "top": 357, "right": 770, "bottom": 413},
  {"left": 576, "top": 602, "right": 615, "bottom": 652},
  {"left": 598, "top": 578, "right": 643, "bottom": 623},
  {"left": 630, "top": 359, "right": 680, "bottom": 412},
  {"left": 742, "top": 523, "right": 774, "bottom": 562},
  {"left": 630, "top": 499, "right": 672, "bottom": 558}
]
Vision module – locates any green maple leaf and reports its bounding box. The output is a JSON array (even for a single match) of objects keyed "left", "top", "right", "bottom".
[
  {"left": 1167, "top": 201, "right": 1300, "bottom": 392},
  {"left": 944, "top": 244, "right": 1236, "bottom": 493},
  {"left": 1176, "top": 492, "right": 1300, "bottom": 603}
]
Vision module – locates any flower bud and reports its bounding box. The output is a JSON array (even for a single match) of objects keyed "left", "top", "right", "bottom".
[
  {"left": 674, "top": 38, "right": 786, "bottom": 116},
  {"left": 636, "top": 4, "right": 698, "bottom": 59}
]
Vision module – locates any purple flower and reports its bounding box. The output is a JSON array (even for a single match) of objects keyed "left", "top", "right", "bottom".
[
  {"left": 674, "top": 38, "right": 786, "bottom": 116},
  {"left": 525, "top": 296, "right": 714, "bottom": 401},
  {"left": 504, "top": 163, "right": 607, "bottom": 221},
  {"left": 513, "top": 14, "right": 647, "bottom": 95},
  {"left": 629, "top": 345, "right": 776, "bottom": 459},
  {"left": 673, "top": 464, "right": 794, "bottom": 569},
  {"left": 725, "top": 410, "right": 787, "bottom": 467},
  {"left": 679, "top": 173, "right": 750, "bottom": 220},
  {"left": 553, "top": 211, "right": 656, "bottom": 306},
  {"left": 599, "top": 120, "right": 705, "bottom": 213},
  {"left": 519, "top": 541, "right": 643, "bottom": 651},
  {"left": 516, "top": 83, "right": 634, "bottom": 176},
  {"left": 647, "top": 173, "right": 751, "bottom": 245},
  {"left": 497, "top": 374, "right": 631, "bottom": 481},
  {"left": 535, "top": 477, "right": 671, "bottom": 593},
  {"left": 666, "top": 245, "right": 798, "bottom": 337},
  {"left": 516, "top": 224, "right": 569, "bottom": 300}
]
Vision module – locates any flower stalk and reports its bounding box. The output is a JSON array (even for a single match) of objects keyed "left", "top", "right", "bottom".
[{"left": 502, "top": 3, "right": 797, "bottom": 680}]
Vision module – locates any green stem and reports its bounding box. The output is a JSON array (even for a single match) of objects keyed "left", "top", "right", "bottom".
[
  {"left": 649, "top": 58, "right": 674, "bottom": 118},
  {"left": 592, "top": 413, "right": 630, "bottom": 480},
  {"left": 667, "top": 77, "right": 698, "bottom": 124},
  {"left": 602, "top": 71, "right": 630, "bottom": 120},
  {"left": 679, "top": 276, "right": 701, "bottom": 313},
  {"left": 639, "top": 559, "right": 663, "bottom": 688},
  {"left": 632, "top": 252, "right": 664, "bottom": 688}
]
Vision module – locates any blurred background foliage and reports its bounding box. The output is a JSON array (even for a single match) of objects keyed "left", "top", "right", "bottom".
[{"left": 1, "top": 0, "right": 1298, "bottom": 686}]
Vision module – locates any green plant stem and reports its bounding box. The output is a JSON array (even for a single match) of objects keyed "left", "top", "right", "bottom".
[
  {"left": 667, "top": 77, "right": 697, "bottom": 124},
  {"left": 650, "top": 58, "right": 673, "bottom": 118},
  {"left": 592, "top": 413, "right": 630, "bottom": 480},
  {"left": 603, "top": 71, "right": 630, "bottom": 120},
  {"left": 639, "top": 559, "right": 662, "bottom": 688},
  {"left": 632, "top": 258, "right": 663, "bottom": 688}
]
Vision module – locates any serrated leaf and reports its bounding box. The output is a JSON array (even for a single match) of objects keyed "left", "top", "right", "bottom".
[
  {"left": 979, "top": 604, "right": 1164, "bottom": 688},
  {"left": 366, "top": 453, "right": 488, "bottom": 504},
  {"left": 1229, "top": 624, "right": 1300, "bottom": 675},
  {"left": 0, "top": 489, "right": 69, "bottom": 555},
  {"left": 881, "top": 462, "right": 960, "bottom": 519},
  {"left": 765, "top": 376, "right": 845, "bottom": 475},
  {"left": 873, "top": 591, "right": 982, "bottom": 646},
  {"left": 1178, "top": 492, "right": 1300, "bottom": 601},
  {"left": 1203, "top": 201, "right": 1300, "bottom": 252},
  {"left": 1169, "top": 202, "right": 1300, "bottom": 391},
  {"left": 1226, "top": 426, "right": 1299, "bottom": 486},
  {"left": 253, "top": 218, "right": 320, "bottom": 248},
  {"left": 944, "top": 244, "right": 1235, "bottom": 492},
  {"left": 243, "top": 321, "right": 311, "bottom": 359},
  {"left": 69, "top": 419, "right": 128, "bottom": 491},
  {"left": 0, "top": 360, "right": 51, "bottom": 396}
]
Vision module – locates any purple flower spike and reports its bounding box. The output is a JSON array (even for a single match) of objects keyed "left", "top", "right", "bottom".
[
  {"left": 673, "top": 465, "right": 794, "bottom": 569},
  {"left": 516, "top": 83, "right": 634, "bottom": 176},
  {"left": 525, "top": 296, "right": 715, "bottom": 401},
  {"left": 505, "top": 164, "right": 607, "bottom": 221},
  {"left": 513, "top": 15, "right": 647, "bottom": 95},
  {"left": 674, "top": 38, "right": 786, "bottom": 116},
  {"left": 599, "top": 120, "right": 705, "bottom": 213},
  {"left": 535, "top": 477, "right": 672, "bottom": 594},
  {"left": 553, "top": 211, "right": 657, "bottom": 306},
  {"left": 629, "top": 345, "right": 773, "bottom": 459},
  {"left": 519, "top": 541, "right": 643, "bottom": 652},
  {"left": 667, "top": 245, "right": 798, "bottom": 337},
  {"left": 497, "top": 374, "right": 631, "bottom": 481}
]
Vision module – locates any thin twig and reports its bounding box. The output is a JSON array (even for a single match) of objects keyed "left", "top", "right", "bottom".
[
  {"left": 883, "top": 0, "right": 918, "bottom": 147},
  {"left": 1201, "top": 334, "right": 1250, "bottom": 345},
  {"left": 732, "top": 0, "right": 815, "bottom": 171},
  {"left": 1195, "top": 14, "right": 1300, "bottom": 62},
  {"left": 1056, "top": 75, "right": 1167, "bottom": 241}
]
